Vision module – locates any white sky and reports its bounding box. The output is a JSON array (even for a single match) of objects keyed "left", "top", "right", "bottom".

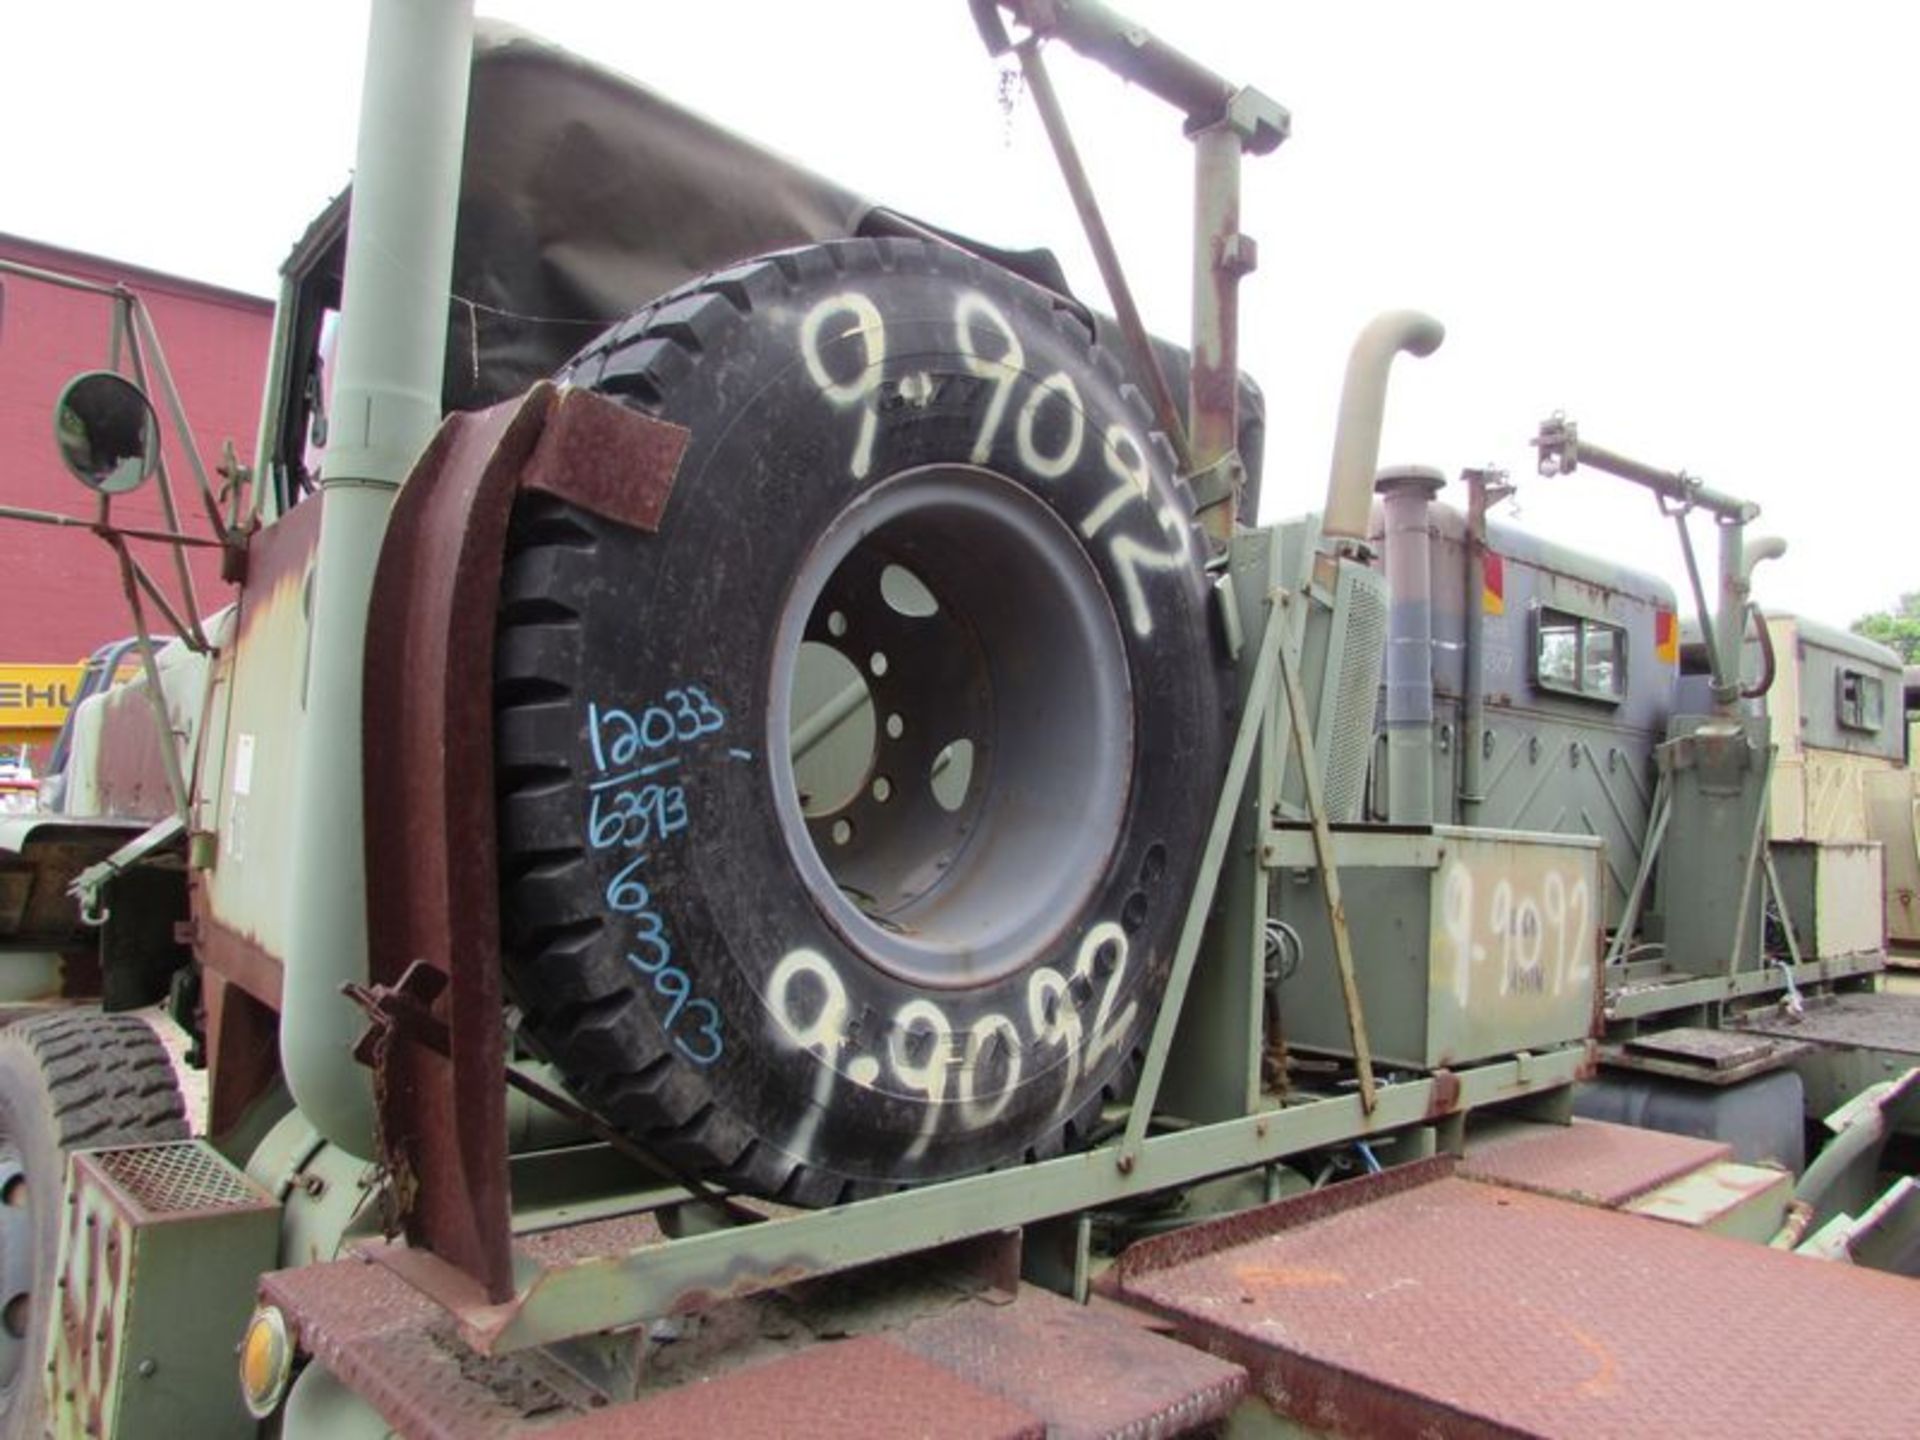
[{"left": 5, "top": 2, "right": 1915, "bottom": 627}]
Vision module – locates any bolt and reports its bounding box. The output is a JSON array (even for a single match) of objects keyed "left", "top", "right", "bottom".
[
  {"left": 1216, "top": 232, "right": 1259, "bottom": 276},
  {"left": 136, "top": 1358, "right": 156, "bottom": 1378},
  {"left": 301, "top": 1174, "right": 327, "bottom": 1199},
  {"left": 1116, "top": 1153, "right": 1135, "bottom": 1175}
]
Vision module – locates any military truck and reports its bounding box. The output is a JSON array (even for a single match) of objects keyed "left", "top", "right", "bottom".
[{"left": 0, "top": 2, "right": 1915, "bottom": 1436}]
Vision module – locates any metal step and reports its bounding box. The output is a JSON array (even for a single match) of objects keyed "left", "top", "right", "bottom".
[
  {"left": 1459, "top": 1117, "right": 1734, "bottom": 1207},
  {"left": 1100, "top": 1157, "right": 1920, "bottom": 1438},
  {"left": 263, "top": 1251, "right": 1245, "bottom": 1438}
]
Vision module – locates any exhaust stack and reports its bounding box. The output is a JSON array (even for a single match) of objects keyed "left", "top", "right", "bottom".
[
  {"left": 1376, "top": 466, "right": 1445, "bottom": 825},
  {"left": 1323, "top": 311, "right": 1445, "bottom": 552}
]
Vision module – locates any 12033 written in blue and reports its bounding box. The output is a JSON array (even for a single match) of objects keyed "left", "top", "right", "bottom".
[
  {"left": 584, "top": 689, "right": 725, "bottom": 848},
  {"left": 584, "top": 690, "right": 729, "bottom": 1066}
]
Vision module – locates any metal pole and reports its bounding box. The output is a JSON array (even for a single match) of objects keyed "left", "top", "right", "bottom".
[
  {"left": 1189, "top": 122, "right": 1247, "bottom": 542},
  {"left": 1712, "top": 519, "right": 1747, "bottom": 712},
  {"left": 1277, "top": 631, "right": 1377, "bottom": 1113},
  {"left": 1013, "top": 39, "right": 1190, "bottom": 469},
  {"left": 282, "top": 0, "right": 475, "bottom": 1160},
  {"left": 1459, "top": 467, "right": 1509, "bottom": 823}
]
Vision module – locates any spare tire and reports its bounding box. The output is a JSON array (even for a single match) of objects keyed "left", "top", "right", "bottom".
[{"left": 496, "top": 239, "right": 1227, "bottom": 1204}]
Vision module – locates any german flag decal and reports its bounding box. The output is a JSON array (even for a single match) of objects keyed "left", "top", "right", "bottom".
[
  {"left": 1655, "top": 608, "right": 1679, "bottom": 664},
  {"left": 1482, "top": 551, "right": 1506, "bottom": 615}
]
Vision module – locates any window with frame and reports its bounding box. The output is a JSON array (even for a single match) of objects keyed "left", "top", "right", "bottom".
[
  {"left": 1836, "top": 667, "right": 1885, "bottom": 733},
  {"left": 1534, "top": 607, "right": 1626, "bottom": 702}
]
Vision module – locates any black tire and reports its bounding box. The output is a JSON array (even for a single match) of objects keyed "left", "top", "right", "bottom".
[
  {"left": 0, "top": 1012, "right": 186, "bottom": 1436},
  {"left": 496, "top": 239, "right": 1227, "bottom": 1203}
]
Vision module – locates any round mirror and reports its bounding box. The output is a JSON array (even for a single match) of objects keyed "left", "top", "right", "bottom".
[{"left": 53, "top": 372, "right": 159, "bottom": 496}]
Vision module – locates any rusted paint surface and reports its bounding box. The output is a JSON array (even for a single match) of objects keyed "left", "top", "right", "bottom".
[
  {"left": 1103, "top": 1158, "right": 1457, "bottom": 1290},
  {"left": 261, "top": 1255, "right": 571, "bottom": 1439},
  {"left": 361, "top": 385, "right": 557, "bottom": 1303},
  {"left": 1107, "top": 1170, "right": 1920, "bottom": 1439},
  {"left": 196, "top": 909, "right": 283, "bottom": 1009},
  {"left": 1458, "top": 1119, "right": 1731, "bottom": 1209},
  {"left": 195, "top": 908, "right": 286, "bottom": 1140},
  {"left": 360, "top": 381, "right": 701, "bottom": 1306},
  {"left": 1736, "top": 990, "right": 1920, "bottom": 1054},
  {"left": 265, "top": 1255, "right": 1051, "bottom": 1439},
  {"left": 1423, "top": 1067, "right": 1461, "bottom": 1120},
  {"left": 892, "top": 1284, "right": 1245, "bottom": 1440},
  {"left": 201, "top": 968, "right": 281, "bottom": 1139},
  {"left": 52, "top": 1165, "right": 129, "bottom": 1440},
  {"left": 201, "top": 494, "right": 322, "bottom": 961},
  {"left": 521, "top": 386, "right": 688, "bottom": 533},
  {"left": 84, "top": 681, "right": 177, "bottom": 820}
]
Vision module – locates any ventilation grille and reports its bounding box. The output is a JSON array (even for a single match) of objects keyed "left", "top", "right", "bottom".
[
  {"left": 1319, "top": 565, "right": 1389, "bottom": 822},
  {"left": 93, "top": 1141, "right": 266, "bottom": 1218}
]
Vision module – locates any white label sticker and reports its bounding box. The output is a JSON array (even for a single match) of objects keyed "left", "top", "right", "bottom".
[{"left": 232, "top": 733, "right": 256, "bottom": 797}]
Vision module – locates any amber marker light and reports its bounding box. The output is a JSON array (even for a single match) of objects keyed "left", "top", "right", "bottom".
[{"left": 239, "top": 1304, "right": 294, "bottom": 1419}]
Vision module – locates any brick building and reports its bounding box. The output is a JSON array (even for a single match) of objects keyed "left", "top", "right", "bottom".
[{"left": 0, "top": 233, "right": 273, "bottom": 664}]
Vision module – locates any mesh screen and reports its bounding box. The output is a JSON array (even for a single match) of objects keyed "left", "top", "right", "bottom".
[{"left": 93, "top": 1141, "right": 265, "bottom": 1217}]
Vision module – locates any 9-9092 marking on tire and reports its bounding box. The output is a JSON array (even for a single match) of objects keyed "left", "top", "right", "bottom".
[
  {"left": 497, "top": 238, "right": 1227, "bottom": 1204},
  {"left": 798, "top": 285, "right": 1191, "bottom": 639}
]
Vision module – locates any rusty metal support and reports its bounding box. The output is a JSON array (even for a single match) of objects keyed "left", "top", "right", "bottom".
[
  {"left": 1013, "top": 38, "right": 1190, "bottom": 470},
  {"left": 1188, "top": 121, "right": 1250, "bottom": 541},
  {"left": 360, "top": 387, "right": 553, "bottom": 1300},
  {"left": 1533, "top": 415, "right": 1756, "bottom": 523},
  {"left": 361, "top": 381, "right": 693, "bottom": 1302},
  {"left": 1276, "top": 607, "right": 1376, "bottom": 1112},
  {"left": 977, "top": 1, "right": 1286, "bottom": 149},
  {"left": 977, "top": 0, "right": 1287, "bottom": 541}
]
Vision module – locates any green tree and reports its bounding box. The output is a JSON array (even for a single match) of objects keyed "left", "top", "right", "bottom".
[{"left": 1852, "top": 592, "right": 1920, "bottom": 663}]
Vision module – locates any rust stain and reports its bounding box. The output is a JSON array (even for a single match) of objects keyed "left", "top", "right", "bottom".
[
  {"left": 1555, "top": 1319, "right": 1619, "bottom": 1399},
  {"left": 1235, "top": 1264, "right": 1347, "bottom": 1291}
]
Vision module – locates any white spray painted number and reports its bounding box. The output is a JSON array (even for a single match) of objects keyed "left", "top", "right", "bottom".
[{"left": 798, "top": 286, "right": 1191, "bottom": 638}]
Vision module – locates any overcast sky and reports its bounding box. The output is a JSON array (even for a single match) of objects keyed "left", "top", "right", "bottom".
[{"left": 5, "top": 2, "right": 1914, "bottom": 628}]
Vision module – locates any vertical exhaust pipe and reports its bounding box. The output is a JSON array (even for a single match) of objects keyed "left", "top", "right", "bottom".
[
  {"left": 1376, "top": 466, "right": 1444, "bottom": 825},
  {"left": 282, "top": 0, "right": 475, "bottom": 1159},
  {"left": 1323, "top": 311, "right": 1445, "bottom": 553}
]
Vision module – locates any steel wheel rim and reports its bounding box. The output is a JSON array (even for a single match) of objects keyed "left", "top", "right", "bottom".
[{"left": 769, "top": 463, "right": 1133, "bottom": 988}]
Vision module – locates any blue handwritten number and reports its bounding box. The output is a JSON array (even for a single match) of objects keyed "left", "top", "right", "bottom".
[
  {"left": 676, "top": 1000, "right": 724, "bottom": 1065},
  {"left": 590, "top": 687, "right": 729, "bottom": 1067},
  {"left": 606, "top": 855, "right": 650, "bottom": 914}
]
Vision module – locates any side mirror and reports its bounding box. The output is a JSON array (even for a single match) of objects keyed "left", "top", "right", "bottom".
[{"left": 53, "top": 371, "right": 159, "bottom": 496}]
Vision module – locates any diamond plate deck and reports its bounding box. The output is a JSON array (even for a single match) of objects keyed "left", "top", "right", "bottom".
[
  {"left": 547, "top": 1335, "right": 1044, "bottom": 1440},
  {"left": 267, "top": 1247, "right": 1239, "bottom": 1438},
  {"left": 1459, "top": 1119, "right": 1731, "bottom": 1207},
  {"left": 1736, "top": 990, "right": 1920, "bottom": 1054},
  {"left": 1104, "top": 1161, "right": 1920, "bottom": 1439},
  {"left": 892, "top": 1284, "right": 1245, "bottom": 1440}
]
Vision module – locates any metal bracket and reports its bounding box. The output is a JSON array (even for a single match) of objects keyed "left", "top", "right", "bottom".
[
  {"left": 68, "top": 812, "right": 187, "bottom": 926},
  {"left": 1119, "top": 588, "right": 1288, "bottom": 1169},
  {"left": 1274, "top": 609, "right": 1377, "bottom": 1113}
]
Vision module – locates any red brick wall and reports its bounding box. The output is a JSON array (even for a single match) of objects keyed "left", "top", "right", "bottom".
[{"left": 0, "top": 234, "right": 273, "bottom": 662}]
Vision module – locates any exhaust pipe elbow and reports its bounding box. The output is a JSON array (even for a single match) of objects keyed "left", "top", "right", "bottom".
[
  {"left": 1744, "top": 534, "right": 1788, "bottom": 580},
  {"left": 1323, "top": 310, "right": 1445, "bottom": 548}
]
